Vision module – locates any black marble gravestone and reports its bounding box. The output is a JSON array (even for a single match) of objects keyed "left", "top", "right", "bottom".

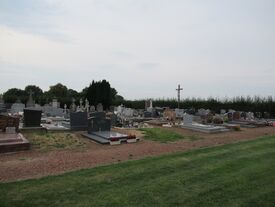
[
  {"left": 23, "top": 109, "right": 42, "bottom": 127},
  {"left": 88, "top": 116, "right": 111, "bottom": 134}
]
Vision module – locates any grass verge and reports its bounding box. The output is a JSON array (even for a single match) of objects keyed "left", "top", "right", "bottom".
[{"left": 1, "top": 136, "right": 275, "bottom": 207}]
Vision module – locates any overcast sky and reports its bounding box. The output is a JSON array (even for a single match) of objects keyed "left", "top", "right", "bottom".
[{"left": 0, "top": 0, "right": 274, "bottom": 100}]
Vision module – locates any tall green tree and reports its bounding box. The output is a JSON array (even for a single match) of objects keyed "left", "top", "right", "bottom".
[
  {"left": 3, "top": 88, "right": 27, "bottom": 103},
  {"left": 85, "top": 80, "right": 112, "bottom": 109}
]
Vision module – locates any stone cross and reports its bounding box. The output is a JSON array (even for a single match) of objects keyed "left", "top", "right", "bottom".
[{"left": 176, "top": 84, "right": 183, "bottom": 109}]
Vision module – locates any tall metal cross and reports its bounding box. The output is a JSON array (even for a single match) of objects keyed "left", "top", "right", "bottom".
[{"left": 176, "top": 84, "right": 183, "bottom": 108}]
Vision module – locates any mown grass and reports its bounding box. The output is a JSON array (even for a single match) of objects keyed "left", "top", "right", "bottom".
[
  {"left": 23, "top": 132, "right": 87, "bottom": 151},
  {"left": 1, "top": 136, "right": 275, "bottom": 207},
  {"left": 140, "top": 127, "right": 201, "bottom": 142}
]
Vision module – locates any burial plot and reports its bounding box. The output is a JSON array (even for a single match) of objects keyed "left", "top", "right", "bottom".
[
  {"left": 82, "top": 112, "right": 135, "bottom": 145},
  {"left": 182, "top": 113, "right": 229, "bottom": 133},
  {"left": 0, "top": 115, "right": 30, "bottom": 153}
]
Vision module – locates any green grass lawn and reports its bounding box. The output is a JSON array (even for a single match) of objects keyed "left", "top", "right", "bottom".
[
  {"left": 1, "top": 136, "right": 275, "bottom": 207},
  {"left": 23, "top": 132, "right": 87, "bottom": 151},
  {"left": 140, "top": 127, "right": 201, "bottom": 142}
]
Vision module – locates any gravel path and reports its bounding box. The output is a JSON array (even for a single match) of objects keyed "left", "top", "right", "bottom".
[{"left": 1, "top": 127, "right": 275, "bottom": 182}]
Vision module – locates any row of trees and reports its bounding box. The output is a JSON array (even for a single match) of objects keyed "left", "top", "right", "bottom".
[
  {"left": 120, "top": 96, "right": 275, "bottom": 117},
  {"left": 2, "top": 80, "right": 123, "bottom": 109},
  {"left": 2, "top": 82, "right": 274, "bottom": 116}
]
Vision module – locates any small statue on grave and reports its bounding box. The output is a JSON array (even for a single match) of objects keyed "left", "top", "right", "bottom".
[
  {"left": 79, "top": 98, "right": 84, "bottom": 111},
  {"left": 70, "top": 98, "right": 76, "bottom": 112},
  {"left": 85, "top": 99, "right": 90, "bottom": 112}
]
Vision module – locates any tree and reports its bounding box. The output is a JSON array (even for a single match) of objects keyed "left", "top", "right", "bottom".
[
  {"left": 85, "top": 80, "right": 112, "bottom": 109},
  {"left": 3, "top": 88, "right": 27, "bottom": 103},
  {"left": 46, "top": 83, "right": 68, "bottom": 99}
]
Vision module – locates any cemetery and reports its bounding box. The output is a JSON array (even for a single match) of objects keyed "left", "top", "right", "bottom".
[
  {"left": 1, "top": 85, "right": 275, "bottom": 206},
  {"left": 0, "top": 89, "right": 275, "bottom": 154}
]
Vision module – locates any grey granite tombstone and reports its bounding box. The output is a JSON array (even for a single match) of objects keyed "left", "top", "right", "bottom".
[
  {"left": 183, "top": 113, "right": 193, "bottom": 125},
  {"left": 70, "top": 112, "right": 88, "bottom": 130},
  {"left": 23, "top": 108, "right": 42, "bottom": 127}
]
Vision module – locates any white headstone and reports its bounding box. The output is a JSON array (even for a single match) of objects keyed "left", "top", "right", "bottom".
[{"left": 183, "top": 113, "right": 193, "bottom": 125}]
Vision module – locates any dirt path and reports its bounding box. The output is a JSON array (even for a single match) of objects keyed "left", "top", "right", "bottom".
[{"left": 1, "top": 127, "right": 275, "bottom": 182}]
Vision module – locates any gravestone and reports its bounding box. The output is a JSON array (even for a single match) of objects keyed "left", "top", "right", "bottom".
[
  {"left": 51, "top": 99, "right": 60, "bottom": 108},
  {"left": 90, "top": 105, "right": 96, "bottom": 112},
  {"left": 233, "top": 112, "right": 241, "bottom": 120},
  {"left": 70, "top": 112, "right": 88, "bottom": 130},
  {"left": 227, "top": 112, "right": 233, "bottom": 121},
  {"left": 23, "top": 109, "right": 42, "bottom": 127},
  {"left": 240, "top": 112, "right": 246, "bottom": 120},
  {"left": 123, "top": 108, "right": 134, "bottom": 117},
  {"left": 220, "top": 109, "right": 226, "bottom": 115},
  {"left": 5, "top": 127, "right": 16, "bottom": 134},
  {"left": 263, "top": 112, "right": 270, "bottom": 119},
  {"left": 246, "top": 112, "right": 254, "bottom": 120},
  {"left": 198, "top": 109, "right": 208, "bottom": 116},
  {"left": 183, "top": 113, "right": 193, "bottom": 125},
  {"left": 0, "top": 115, "right": 20, "bottom": 132},
  {"left": 255, "top": 112, "right": 262, "bottom": 119},
  {"left": 88, "top": 116, "right": 111, "bottom": 133},
  {"left": 175, "top": 108, "right": 185, "bottom": 118},
  {"left": 97, "top": 103, "right": 103, "bottom": 112}
]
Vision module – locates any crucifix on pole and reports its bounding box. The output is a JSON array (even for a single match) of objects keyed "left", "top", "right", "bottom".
[{"left": 176, "top": 84, "right": 183, "bottom": 108}]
